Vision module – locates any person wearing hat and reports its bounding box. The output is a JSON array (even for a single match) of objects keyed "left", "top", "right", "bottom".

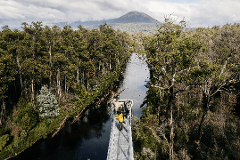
[{"left": 115, "top": 105, "right": 124, "bottom": 131}]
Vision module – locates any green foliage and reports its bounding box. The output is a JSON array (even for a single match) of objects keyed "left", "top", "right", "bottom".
[
  {"left": 13, "top": 98, "right": 38, "bottom": 131},
  {"left": 0, "top": 134, "right": 10, "bottom": 151},
  {"left": 34, "top": 121, "right": 48, "bottom": 139},
  {"left": 133, "top": 109, "right": 166, "bottom": 159},
  {"left": 0, "top": 47, "right": 17, "bottom": 97},
  {"left": 0, "top": 124, "right": 9, "bottom": 136},
  {"left": 137, "top": 17, "right": 240, "bottom": 160},
  {"left": 175, "top": 128, "right": 189, "bottom": 145},
  {"left": 74, "top": 84, "right": 88, "bottom": 100}
]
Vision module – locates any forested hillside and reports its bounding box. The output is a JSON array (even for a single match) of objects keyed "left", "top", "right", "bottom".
[
  {"left": 87, "top": 23, "right": 158, "bottom": 34},
  {"left": 0, "top": 22, "right": 135, "bottom": 159},
  {"left": 133, "top": 17, "right": 240, "bottom": 160}
]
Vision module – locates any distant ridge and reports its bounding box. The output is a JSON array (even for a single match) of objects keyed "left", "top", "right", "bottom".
[{"left": 52, "top": 11, "right": 159, "bottom": 33}]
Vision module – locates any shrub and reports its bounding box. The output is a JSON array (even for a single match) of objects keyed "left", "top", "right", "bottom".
[
  {"left": 13, "top": 98, "right": 38, "bottom": 132},
  {"left": 37, "top": 86, "right": 60, "bottom": 118},
  {"left": 0, "top": 134, "right": 10, "bottom": 151}
]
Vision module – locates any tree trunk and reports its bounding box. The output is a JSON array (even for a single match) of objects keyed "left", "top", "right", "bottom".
[
  {"left": 31, "top": 78, "right": 35, "bottom": 107},
  {"left": 24, "top": 79, "right": 28, "bottom": 100},
  {"left": 50, "top": 70, "right": 52, "bottom": 90},
  {"left": 198, "top": 93, "right": 210, "bottom": 140},
  {"left": 86, "top": 73, "right": 89, "bottom": 92},
  {"left": 192, "top": 93, "right": 210, "bottom": 160},
  {"left": 32, "top": 34, "right": 36, "bottom": 107},
  {"left": 57, "top": 68, "right": 61, "bottom": 98},
  {"left": 65, "top": 75, "right": 67, "bottom": 97},
  {"left": 49, "top": 44, "right": 52, "bottom": 89},
  {"left": 158, "top": 80, "right": 162, "bottom": 125},
  {"left": 170, "top": 107, "right": 174, "bottom": 160},
  {"left": 109, "top": 55, "right": 112, "bottom": 71},
  {"left": 77, "top": 65, "right": 80, "bottom": 83},
  {"left": 16, "top": 54, "right": 23, "bottom": 96},
  {"left": 168, "top": 86, "right": 174, "bottom": 160},
  {"left": 32, "top": 36, "right": 35, "bottom": 58},
  {"left": 98, "top": 62, "right": 101, "bottom": 78},
  {"left": 0, "top": 96, "right": 6, "bottom": 125},
  {"left": 82, "top": 70, "right": 85, "bottom": 84}
]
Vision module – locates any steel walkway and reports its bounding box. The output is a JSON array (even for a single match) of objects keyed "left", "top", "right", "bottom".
[{"left": 107, "top": 99, "right": 134, "bottom": 160}]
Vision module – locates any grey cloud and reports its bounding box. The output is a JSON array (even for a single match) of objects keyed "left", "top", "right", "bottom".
[
  {"left": 1, "top": 0, "right": 149, "bottom": 27},
  {"left": 1, "top": 0, "right": 239, "bottom": 29}
]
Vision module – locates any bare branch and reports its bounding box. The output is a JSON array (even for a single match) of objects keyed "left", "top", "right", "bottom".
[
  {"left": 175, "top": 68, "right": 190, "bottom": 75},
  {"left": 151, "top": 85, "right": 168, "bottom": 90},
  {"left": 210, "top": 82, "right": 226, "bottom": 97},
  {"left": 174, "top": 89, "right": 188, "bottom": 95}
]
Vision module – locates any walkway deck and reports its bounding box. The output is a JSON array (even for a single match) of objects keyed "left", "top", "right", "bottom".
[{"left": 107, "top": 99, "right": 134, "bottom": 160}]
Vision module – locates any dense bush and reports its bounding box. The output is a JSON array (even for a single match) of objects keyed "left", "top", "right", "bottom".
[
  {"left": 13, "top": 98, "right": 38, "bottom": 131},
  {"left": 0, "top": 22, "right": 134, "bottom": 159}
]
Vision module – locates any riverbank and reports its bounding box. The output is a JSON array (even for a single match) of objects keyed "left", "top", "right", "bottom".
[
  {"left": 6, "top": 53, "right": 149, "bottom": 160},
  {"left": 1, "top": 53, "right": 130, "bottom": 160}
]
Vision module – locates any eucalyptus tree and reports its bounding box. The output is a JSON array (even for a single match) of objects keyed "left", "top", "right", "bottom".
[
  {"left": 72, "top": 30, "right": 82, "bottom": 84},
  {"left": 100, "top": 24, "right": 117, "bottom": 72},
  {"left": 61, "top": 25, "right": 78, "bottom": 95},
  {"left": 21, "top": 21, "right": 47, "bottom": 105},
  {"left": 72, "top": 30, "right": 89, "bottom": 85},
  {"left": 76, "top": 25, "right": 91, "bottom": 86},
  {"left": 143, "top": 17, "right": 205, "bottom": 160},
  {"left": 188, "top": 24, "right": 240, "bottom": 144},
  {"left": 52, "top": 49, "right": 69, "bottom": 99},
  {"left": 0, "top": 35, "right": 17, "bottom": 124},
  {"left": 43, "top": 25, "right": 54, "bottom": 89},
  {"left": 1, "top": 28, "right": 24, "bottom": 97},
  {"left": 88, "top": 29, "right": 102, "bottom": 77},
  {"left": 44, "top": 25, "right": 62, "bottom": 93}
]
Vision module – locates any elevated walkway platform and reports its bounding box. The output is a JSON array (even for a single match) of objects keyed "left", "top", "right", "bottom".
[{"left": 107, "top": 99, "right": 134, "bottom": 160}]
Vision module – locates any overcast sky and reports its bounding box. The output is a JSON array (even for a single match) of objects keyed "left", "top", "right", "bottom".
[{"left": 1, "top": 0, "right": 240, "bottom": 29}]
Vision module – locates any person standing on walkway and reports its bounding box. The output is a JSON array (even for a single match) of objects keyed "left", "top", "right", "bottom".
[
  {"left": 115, "top": 105, "right": 124, "bottom": 131},
  {"left": 113, "top": 99, "right": 122, "bottom": 114}
]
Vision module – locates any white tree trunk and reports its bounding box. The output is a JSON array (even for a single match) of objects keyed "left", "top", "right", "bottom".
[
  {"left": 31, "top": 78, "right": 35, "bottom": 107},
  {"left": 57, "top": 68, "right": 61, "bottom": 98},
  {"left": 82, "top": 70, "right": 85, "bottom": 84},
  {"left": 170, "top": 106, "right": 174, "bottom": 160},
  {"left": 65, "top": 75, "right": 67, "bottom": 96},
  {"left": 16, "top": 54, "right": 23, "bottom": 93},
  {"left": 77, "top": 66, "right": 79, "bottom": 83},
  {"left": 49, "top": 44, "right": 52, "bottom": 89},
  {"left": 110, "top": 56, "right": 112, "bottom": 70}
]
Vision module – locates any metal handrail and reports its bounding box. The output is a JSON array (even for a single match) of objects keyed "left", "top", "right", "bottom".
[{"left": 128, "top": 102, "right": 134, "bottom": 160}]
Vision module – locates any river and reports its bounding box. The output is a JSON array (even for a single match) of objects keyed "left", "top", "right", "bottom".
[{"left": 12, "top": 53, "right": 149, "bottom": 160}]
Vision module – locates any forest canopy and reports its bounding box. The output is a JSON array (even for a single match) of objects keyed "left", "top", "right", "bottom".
[
  {"left": 0, "top": 22, "right": 135, "bottom": 159},
  {"left": 133, "top": 17, "right": 240, "bottom": 160}
]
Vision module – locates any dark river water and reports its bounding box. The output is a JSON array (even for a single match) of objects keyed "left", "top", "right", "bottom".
[{"left": 12, "top": 53, "right": 149, "bottom": 160}]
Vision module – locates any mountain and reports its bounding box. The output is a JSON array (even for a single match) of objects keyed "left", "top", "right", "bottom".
[
  {"left": 108, "top": 11, "right": 159, "bottom": 24},
  {"left": 52, "top": 11, "right": 159, "bottom": 33}
]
